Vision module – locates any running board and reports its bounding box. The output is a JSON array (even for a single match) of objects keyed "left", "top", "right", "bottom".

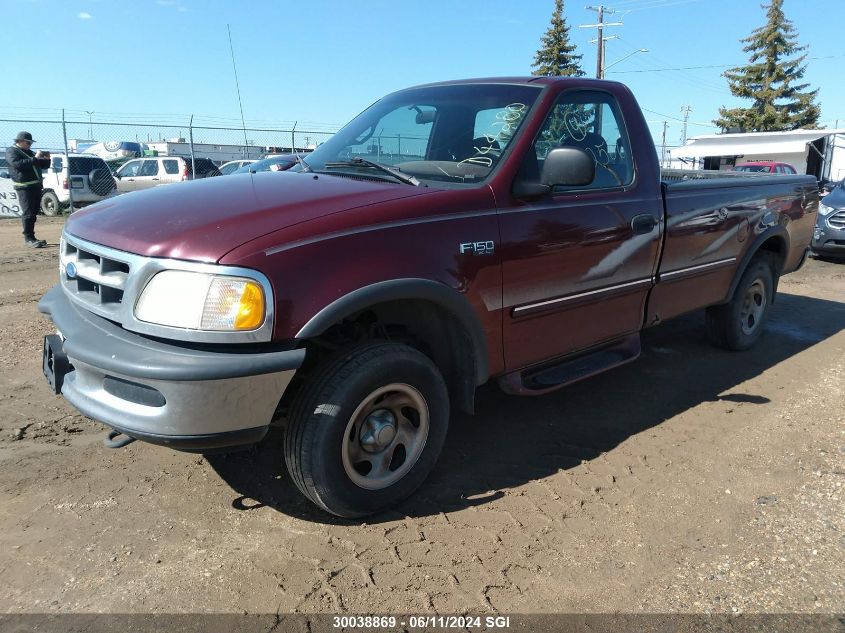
[{"left": 498, "top": 334, "right": 641, "bottom": 396}]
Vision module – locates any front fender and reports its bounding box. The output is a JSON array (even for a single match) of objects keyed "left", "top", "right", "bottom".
[{"left": 295, "top": 278, "right": 489, "bottom": 385}]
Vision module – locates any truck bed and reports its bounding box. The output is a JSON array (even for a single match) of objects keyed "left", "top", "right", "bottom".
[{"left": 648, "top": 169, "right": 818, "bottom": 323}]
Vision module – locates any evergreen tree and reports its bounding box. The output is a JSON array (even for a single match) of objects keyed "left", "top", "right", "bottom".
[
  {"left": 715, "top": 0, "right": 820, "bottom": 132},
  {"left": 532, "top": 0, "right": 584, "bottom": 77}
]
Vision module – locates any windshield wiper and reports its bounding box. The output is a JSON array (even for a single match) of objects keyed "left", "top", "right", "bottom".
[
  {"left": 294, "top": 154, "right": 313, "bottom": 173},
  {"left": 323, "top": 157, "right": 421, "bottom": 186}
]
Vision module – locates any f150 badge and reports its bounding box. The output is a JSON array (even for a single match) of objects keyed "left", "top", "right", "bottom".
[{"left": 460, "top": 240, "right": 495, "bottom": 255}]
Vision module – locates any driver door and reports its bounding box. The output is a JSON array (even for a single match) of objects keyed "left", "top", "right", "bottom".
[
  {"left": 499, "top": 89, "right": 662, "bottom": 370},
  {"left": 115, "top": 159, "right": 142, "bottom": 192}
]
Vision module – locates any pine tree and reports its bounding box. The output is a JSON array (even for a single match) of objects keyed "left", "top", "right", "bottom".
[
  {"left": 532, "top": 0, "right": 584, "bottom": 77},
  {"left": 715, "top": 0, "right": 820, "bottom": 132}
]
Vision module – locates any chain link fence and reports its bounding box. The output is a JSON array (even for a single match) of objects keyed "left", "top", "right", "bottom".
[{"left": 1, "top": 113, "right": 339, "bottom": 216}]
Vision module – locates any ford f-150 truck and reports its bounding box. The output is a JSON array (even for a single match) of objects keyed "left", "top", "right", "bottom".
[{"left": 39, "top": 77, "right": 817, "bottom": 517}]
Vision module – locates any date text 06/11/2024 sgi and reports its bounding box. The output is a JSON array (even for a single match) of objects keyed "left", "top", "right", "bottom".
[{"left": 331, "top": 615, "right": 512, "bottom": 629}]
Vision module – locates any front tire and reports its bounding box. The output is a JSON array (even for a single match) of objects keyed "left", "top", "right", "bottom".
[
  {"left": 706, "top": 257, "right": 775, "bottom": 350},
  {"left": 284, "top": 342, "right": 449, "bottom": 518}
]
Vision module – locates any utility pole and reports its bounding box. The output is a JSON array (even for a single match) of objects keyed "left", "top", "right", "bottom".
[
  {"left": 661, "top": 121, "right": 668, "bottom": 168},
  {"left": 580, "top": 6, "right": 623, "bottom": 79},
  {"left": 680, "top": 105, "right": 693, "bottom": 145},
  {"left": 84, "top": 111, "right": 94, "bottom": 140}
]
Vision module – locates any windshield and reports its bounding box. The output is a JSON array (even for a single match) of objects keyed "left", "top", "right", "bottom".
[
  {"left": 734, "top": 165, "right": 771, "bottom": 172},
  {"left": 298, "top": 83, "right": 542, "bottom": 185}
]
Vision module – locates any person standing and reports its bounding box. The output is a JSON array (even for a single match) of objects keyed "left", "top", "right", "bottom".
[{"left": 5, "top": 131, "right": 51, "bottom": 247}]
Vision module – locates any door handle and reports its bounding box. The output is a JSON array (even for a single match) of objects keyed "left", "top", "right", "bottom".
[
  {"left": 152, "top": 178, "right": 159, "bottom": 181},
  {"left": 631, "top": 214, "right": 658, "bottom": 234}
]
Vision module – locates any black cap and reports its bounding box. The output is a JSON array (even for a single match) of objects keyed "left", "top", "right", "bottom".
[{"left": 15, "top": 131, "right": 35, "bottom": 143}]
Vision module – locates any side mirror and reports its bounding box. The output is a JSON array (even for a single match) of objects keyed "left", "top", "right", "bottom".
[
  {"left": 541, "top": 147, "right": 595, "bottom": 187},
  {"left": 415, "top": 110, "right": 436, "bottom": 124},
  {"left": 512, "top": 146, "right": 596, "bottom": 199}
]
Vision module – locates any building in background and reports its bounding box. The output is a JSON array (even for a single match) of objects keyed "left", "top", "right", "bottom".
[{"left": 670, "top": 129, "right": 845, "bottom": 182}]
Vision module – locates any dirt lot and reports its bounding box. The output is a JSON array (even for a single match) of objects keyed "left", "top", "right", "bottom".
[{"left": 0, "top": 216, "right": 843, "bottom": 615}]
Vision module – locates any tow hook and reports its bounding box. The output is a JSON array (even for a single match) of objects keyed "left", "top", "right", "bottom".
[{"left": 103, "top": 429, "right": 136, "bottom": 449}]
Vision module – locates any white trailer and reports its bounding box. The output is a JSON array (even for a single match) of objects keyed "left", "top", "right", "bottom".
[{"left": 670, "top": 129, "right": 845, "bottom": 181}]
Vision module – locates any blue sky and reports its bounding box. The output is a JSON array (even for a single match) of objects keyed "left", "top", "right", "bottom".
[{"left": 1, "top": 0, "right": 842, "bottom": 147}]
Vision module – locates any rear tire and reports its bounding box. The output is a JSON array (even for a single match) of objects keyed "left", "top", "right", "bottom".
[
  {"left": 284, "top": 341, "right": 449, "bottom": 518},
  {"left": 40, "top": 191, "right": 60, "bottom": 216},
  {"left": 706, "top": 257, "right": 775, "bottom": 350},
  {"left": 88, "top": 168, "right": 116, "bottom": 196}
]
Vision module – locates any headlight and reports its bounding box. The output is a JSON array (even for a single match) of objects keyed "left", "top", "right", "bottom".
[
  {"left": 135, "top": 270, "right": 265, "bottom": 331},
  {"left": 818, "top": 203, "right": 837, "bottom": 217}
]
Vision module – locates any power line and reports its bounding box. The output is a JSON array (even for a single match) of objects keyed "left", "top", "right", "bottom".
[
  {"left": 607, "top": 53, "right": 845, "bottom": 74},
  {"left": 640, "top": 106, "right": 717, "bottom": 129},
  {"left": 618, "top": 0, "right": 704, "bottom": 13}
]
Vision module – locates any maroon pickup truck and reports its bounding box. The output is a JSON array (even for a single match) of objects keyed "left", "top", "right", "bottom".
[{"left": 39, "top": 77, "right": 817, "bottom": 517}]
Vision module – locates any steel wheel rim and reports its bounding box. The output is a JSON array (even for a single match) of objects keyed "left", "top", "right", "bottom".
[
  {"left": 341, "top": 383, "right": 429, "bottom": 490},
  {"left": 740, "top": 279, "right": 766, "bottom": 335}
]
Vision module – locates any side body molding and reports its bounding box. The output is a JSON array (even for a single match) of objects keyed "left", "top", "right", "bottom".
[{"left": 295, "top": 278, "right": 490, "bottom": 385}]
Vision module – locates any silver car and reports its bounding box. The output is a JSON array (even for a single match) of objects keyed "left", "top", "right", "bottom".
[{"left": 813, "top": 179, "right": 845, "bottom": 259}]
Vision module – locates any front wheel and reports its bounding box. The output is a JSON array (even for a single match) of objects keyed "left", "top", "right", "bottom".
[
  {"left": 40, "top": 191, "right": 61, "bottom": 216},
  {"left": 284, "top": 342, "right": 449, "bottom": 518},
  {"left": 706, "top": 257, "right": 775, "bottom": 350}
]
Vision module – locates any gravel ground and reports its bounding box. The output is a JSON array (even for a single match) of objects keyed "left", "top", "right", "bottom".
[{"left": 0, "top": 216, "right": 843, "bottom": 616}]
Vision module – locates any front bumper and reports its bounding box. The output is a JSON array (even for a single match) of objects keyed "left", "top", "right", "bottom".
[
  {"left": 812, "top": 216, "right": 845, "bottom": 257},
  {"left": 38, "top": 286, "right": 305, "bottom": 451}
]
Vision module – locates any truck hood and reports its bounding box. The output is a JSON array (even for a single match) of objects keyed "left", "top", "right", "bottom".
[{"left": 66, "top": 171, "right": 434, "bottom": 262}]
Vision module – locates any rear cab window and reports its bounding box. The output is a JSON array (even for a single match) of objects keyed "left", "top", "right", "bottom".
[{"left": 163, "top": 159, "right": 179, "bottom": 175}]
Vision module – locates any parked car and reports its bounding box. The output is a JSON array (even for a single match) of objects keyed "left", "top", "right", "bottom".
[
  {"left": 82, "top": 141, "right": 147, "bottom": 161},
  {"left": 113, "top": 156, "right": 220, "bottom": 193},
  {"left": 0, "top": 153, "right": 116, "bottom": 215},
  {"left": 233, "top": 155, "right": 302, "bottom": 174},
  {"left": 219, "top": 160, "right": 256, "bottom": 175},
  {"left": 40, "top": 77, "right": 817, "bottom": 517},
  {"left": 734, "top": 161, "right": 798, "bottom": 174},
  {"left": 812, "top": 178, "right": 845, "bottom": 259}
]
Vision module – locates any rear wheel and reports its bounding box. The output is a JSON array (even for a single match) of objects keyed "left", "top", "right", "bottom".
[
  {"left": 284, "top": 341, "right": 449, "bottom": 518},
  {"left": 706, "top": 257, "right": 775, "bottom": 350},
  {"left": 40, "top": 191, "right": 60, "bottom": 216}
]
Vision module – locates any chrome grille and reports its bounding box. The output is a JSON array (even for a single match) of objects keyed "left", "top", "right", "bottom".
[
  {"left": 828, "top": 211, "right": 845, "bottom": 229},
  {"left": 60, "top": 235, "right": 132, "bottom": 319}
]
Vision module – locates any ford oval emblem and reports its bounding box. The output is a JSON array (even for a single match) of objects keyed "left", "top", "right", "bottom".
[{"left": 66, "top": 262, "right": 77, "bottom": 279}]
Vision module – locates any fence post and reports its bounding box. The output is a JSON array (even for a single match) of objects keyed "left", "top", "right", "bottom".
[
  {"left": 189, "top": 115, "right": 196, "bottom": 181},
  {"left": 61, "top": 109, "right": 75, "bottom": 214},
  {"left": 291, "top": 121, "right": 297, "bottom": 154}
]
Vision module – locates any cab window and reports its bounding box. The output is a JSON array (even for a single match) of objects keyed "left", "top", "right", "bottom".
[
  {"left": 117, "top": 160, "right": 142, "bottom": 178},
  {"left": 533, "top": 90, "right": 634, "bottom": 190}
]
